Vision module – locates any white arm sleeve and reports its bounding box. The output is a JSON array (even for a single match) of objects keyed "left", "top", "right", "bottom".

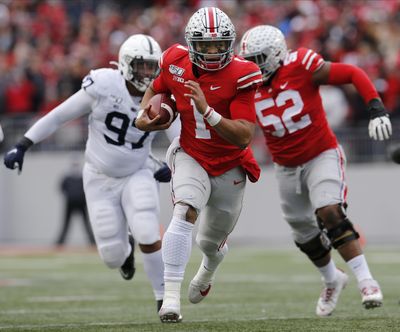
[{"left": 25, "top": 89, "right": 94, "bottom": 144}]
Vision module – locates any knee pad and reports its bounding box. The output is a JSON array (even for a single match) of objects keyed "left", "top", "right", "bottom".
[
  {"left": 295, "top": 232, "right": 331, "bottom": 261},
  {"left": 316, "top": 205, "right": 359, "bottom": 249},
  {"left": 98, "top": 241, "right": 126, "bottom": 269},
  {"left": 325, "top": 218, "right": 360, "bottom": 249}
]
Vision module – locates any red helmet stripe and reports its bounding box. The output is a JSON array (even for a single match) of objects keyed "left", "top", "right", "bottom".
[
  {"left": 208, "top": 7, "right": 216, "bottom": 32},
  {"left": 241, "top": 30, "right": 250, "bottom": 53}
]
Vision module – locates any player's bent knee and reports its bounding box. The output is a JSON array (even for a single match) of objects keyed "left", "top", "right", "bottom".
[
  {"left": 316, "top": 204, "right": 343, "bottom": 229},
  {"left": 98, "top": 241, "right": 126, "bottom": 269},
  {"left": 173, "top": 203, "right": 198, "bottom": 223},
  {"left": 316, "top": 204, "right": 359, "bottom": 249},
  {"left": 325, "top": 219, "right": 359, "bottom": 249},
  {"left": 295, "top": 232, "right": 331, "bottom": 261}
]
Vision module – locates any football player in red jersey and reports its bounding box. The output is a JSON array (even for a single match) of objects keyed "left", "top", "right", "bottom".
[
  {"left": 135, "top": 7, "right": 262, "bottom": 323},
  {"left": 240, "top": 25, "right": 391, "bottom": 317}
]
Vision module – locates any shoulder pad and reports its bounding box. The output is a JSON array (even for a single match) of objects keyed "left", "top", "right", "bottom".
[
  {"left": 232, "top": 58, "right": 263, "bottom": 90},
  {"left": 82, "top": 68, "right": 119, "bottom": 99},
  {"left": 159, "top": 44, "right": 188, "bottom": 69},
  {"left": 295, "top": 47, "right": 325, "bottom": 72}
]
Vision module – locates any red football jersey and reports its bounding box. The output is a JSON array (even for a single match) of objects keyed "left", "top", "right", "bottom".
[
  {"left": 255, "top": 47, "right": 338, "bottom": 166},
  {"left": 153, "top": 44, "right": 263, "bottom": 181}
]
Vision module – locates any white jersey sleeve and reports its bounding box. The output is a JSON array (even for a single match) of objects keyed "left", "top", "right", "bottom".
[{"left": 25, "top": 89, "right": 93, "bottom": 144}]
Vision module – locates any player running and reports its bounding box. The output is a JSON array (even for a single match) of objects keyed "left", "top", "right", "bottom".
[
  {"left": 239, "top": 25, "right": 390, "bottom": 317},
  {"left": 136, "top": 7, "right": 262, "bottom": 323},
  {"left": 4, "top": 34, "right": 180, "bottom": 314}
]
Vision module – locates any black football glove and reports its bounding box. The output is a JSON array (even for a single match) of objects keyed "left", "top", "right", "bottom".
[
  {"left": 154, "top": 162, "right": 171, "bottom": 182},
  {"left": 389, "top": 144, "right": 400, "bottom": 164},
  {"left": 4, "top": 137, "right": 33, "bottom": 173}
]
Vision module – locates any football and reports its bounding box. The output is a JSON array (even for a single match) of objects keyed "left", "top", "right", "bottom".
[{"left": 147, "top": 93, "right": 177, "bottom": 125}]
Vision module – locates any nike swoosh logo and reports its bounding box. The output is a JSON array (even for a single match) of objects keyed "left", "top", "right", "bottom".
[
  {"left": 210, "top": 85, "right": 221, "bottom": 90},
  {"left": 200, "top": 284, "right": 211, "bottom": 296},
  {"left": 280, "top": 82, "right": 288, "bottom": 89},
  {"left": 233, "top": 180, "right": 245, "bottom": 185}
]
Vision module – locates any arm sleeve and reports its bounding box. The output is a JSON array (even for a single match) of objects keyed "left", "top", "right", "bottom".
[
  {"left": 25, "top": 89, "right": 93, "bottom": 144},
  {"left": 327, "top": 62, "right": 379, "bottom": 103},
  {"left": 230, "top": 88, "right": 257, "bottom": 123}
]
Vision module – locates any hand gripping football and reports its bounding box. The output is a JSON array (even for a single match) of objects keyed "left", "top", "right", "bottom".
[{"left": 148, "top": 93, "right": 177, "bottom": 125}]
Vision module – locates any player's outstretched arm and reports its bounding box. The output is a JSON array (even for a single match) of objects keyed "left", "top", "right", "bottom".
[
  {"left": 3, "top": 89, "right": 93, "bottom": 174},
  {"left": 313, "top": 61, "right": 392, "bottom": 141}
]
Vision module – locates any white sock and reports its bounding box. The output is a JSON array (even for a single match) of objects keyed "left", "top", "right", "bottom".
[
  {"left": 162, "top": 217, "right": 194, "bottom": 283},
  {"left": 203, "top": 243, "right": 228, "bottom": 271},
  {"left": 163, "top": 281, "right": 181, "bottom": 309},
  {"left": 317, "top": 259, "right": 338, "bottom": 284},
  {"left": 346, "top": 254, "right": 373, "bottom": 282},
  {"left": 142, "top": 249, "right": 164, "bottom": 301}
]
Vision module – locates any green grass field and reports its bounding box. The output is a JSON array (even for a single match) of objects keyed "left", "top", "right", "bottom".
[{"left": 0, "top": 246, "right": 399, "bottom": 331}]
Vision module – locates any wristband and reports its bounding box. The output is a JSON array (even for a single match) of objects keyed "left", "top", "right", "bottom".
[
  {"left": 367, "top": 98, "right": 387, "bottom": 119},
  {"left": 203, "top": 106, "right": 222, "bottom": 127},
  {"left": 17, "top": 136, "right": 34, "bottom": 152}
]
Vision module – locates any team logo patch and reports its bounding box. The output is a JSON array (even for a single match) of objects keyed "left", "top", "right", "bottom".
[{"left": 169, "top": 65, "right": 185, "bottom": 76}]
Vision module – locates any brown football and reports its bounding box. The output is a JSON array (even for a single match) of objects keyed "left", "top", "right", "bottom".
[{"left": 147, "top": 93, "right": 177, "bottom": 125}]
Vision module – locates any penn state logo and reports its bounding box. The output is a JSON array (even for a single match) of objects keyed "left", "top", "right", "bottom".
[{"left": 169, "top": 65, "right": 185, "bottom": 76}]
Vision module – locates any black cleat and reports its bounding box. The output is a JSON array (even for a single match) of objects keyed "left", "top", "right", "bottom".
[
  {"left": 157, "top": 300, "right": 163, "bottom": 312},
  {"left": 119, "top": 235, "right": 136, "bottom": 280}
]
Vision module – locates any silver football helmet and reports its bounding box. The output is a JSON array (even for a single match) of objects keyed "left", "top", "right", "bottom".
[
  {"left": 185, "top": 7, "right": 236, "bottom": 71},
  {"left": 239, "top": 25, "right": 287, "bottom": 81},
  {"left": 118, "top": 34, "right": 162, "bottom": 92}
]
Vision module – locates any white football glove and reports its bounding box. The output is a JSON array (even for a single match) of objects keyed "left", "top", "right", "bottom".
[
  {"left": 367, "top": 99, "right": 392, "bottom": 141},
  {"left": 368, "top": 115, "right": 392, "bottom": 141}
]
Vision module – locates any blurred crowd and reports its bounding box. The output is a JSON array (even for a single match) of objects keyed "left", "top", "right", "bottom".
[{"left": 0, "top": 0, "right": 400, "bottom": 126}]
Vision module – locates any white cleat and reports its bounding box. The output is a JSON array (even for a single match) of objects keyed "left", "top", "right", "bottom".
[
  {"left": 159, "top": 282, "right": 183, "bottom": 323},
  {"left": 316, "top": 269, "right": 349, "bottom": 317},
  {"left": 358, "top": 279, "right": 383, "bottom": 309},
  {"left": 158, "top": 304, "right": 182, "bottom": 323},
  {"left": 188, "top": 279, "right": 212, "bottom": 304}
]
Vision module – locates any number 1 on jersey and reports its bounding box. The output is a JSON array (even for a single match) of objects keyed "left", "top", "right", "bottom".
[{"left": 191, "top": 99, "right": 211, "bottom": 139}]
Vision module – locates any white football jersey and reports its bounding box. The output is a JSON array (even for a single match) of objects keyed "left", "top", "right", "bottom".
[{"left": 83, "top": 68, "right": 158, "bottom": 177}]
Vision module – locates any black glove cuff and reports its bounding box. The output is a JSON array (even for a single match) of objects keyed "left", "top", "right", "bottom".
[
  {"left": 16, "top": 137, "right": 34, "bottom": 152},
  {"left": 367, "top": 98, "right": 387, "bottom": 119}
]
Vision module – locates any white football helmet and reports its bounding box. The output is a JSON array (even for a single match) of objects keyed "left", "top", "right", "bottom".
[
  {"left": 118, "top": 34, "right": 162, "bottom": 92},
  {"left": 185, "top": 7, "right": 236, "bottom": 71},
  {"left": 239, "top": 25, "right": 287, "bottom": 81}
]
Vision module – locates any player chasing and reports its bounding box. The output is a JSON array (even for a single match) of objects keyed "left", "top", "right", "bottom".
[
  {"left": 239, "top": 25, "right": 391, "bottom": 317},
  {"left": 4, "top": 34, "right": 180, "bottom": 314},
  {"left": 135, "top": 7, "right": 263, "bottom": 323}
]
